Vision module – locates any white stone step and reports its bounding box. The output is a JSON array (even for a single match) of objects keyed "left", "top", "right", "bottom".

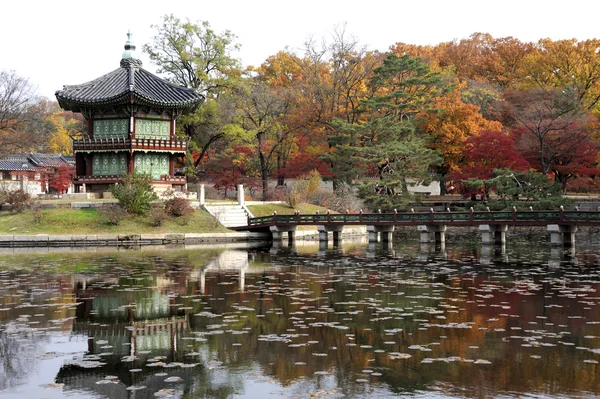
[{"left": 204, "top": 203, "right": 253, "bottom": 228}]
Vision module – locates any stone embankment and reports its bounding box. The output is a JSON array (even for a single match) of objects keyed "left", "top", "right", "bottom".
[
  {"left": 0, "top": 227, "right": 367, "bottom": 248},
  {"left": 0, "top": 232, "right": 269, "bottom": 248}
]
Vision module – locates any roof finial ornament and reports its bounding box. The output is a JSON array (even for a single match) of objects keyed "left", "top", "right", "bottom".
[{"left": 120, "top": 30, "right": 142, "bottom": 68}]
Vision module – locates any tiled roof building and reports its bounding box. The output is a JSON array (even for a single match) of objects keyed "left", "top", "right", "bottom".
[
  {"left": 55, "top": 32, "right": 204, "bottom": 193},
  {"left": 0, "top": 153, "right": 73, "bottom": 195}
]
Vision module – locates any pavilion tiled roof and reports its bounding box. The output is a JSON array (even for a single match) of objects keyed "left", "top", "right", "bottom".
[
  {"left": 56, "top": 67, "right": 204, "bottom": 113},
  {"left": 55, "top": 32, "right": 204, "bottom": 114}
]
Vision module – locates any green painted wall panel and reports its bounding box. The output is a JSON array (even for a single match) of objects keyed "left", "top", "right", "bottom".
[
  {"left": 134, "top": 153, "right": 169, "bottom": 179},
  {"left": 92, "top": 153, "right": 128, "bottom": 176},
  {"left": 94, "top": 119, "right": 129, "bottom": 138},
  {"left": 135, "top": 119, "right": 170, "bottom": 139}
]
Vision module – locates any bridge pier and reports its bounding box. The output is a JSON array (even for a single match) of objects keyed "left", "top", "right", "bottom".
[
  {"left": 480, "top": 224, "right": 508, "bottom": 245},
  {"left": 547, "top": 224, "right": 577, "bottom": 247},
  {"left": 367, "top": 225, "right": 395, "bottom": 242},
  {"left": 418, "top": 225, "right": 446, "bottom": 244},
  {"left": 318, "top": 225, "right": 344, "bottom": 246},
  {"left": 480, "top": 244, "right": 507, "bottom": 265},
  {"left": 270, "top": 225, "right": 297, "bottom": 244}
]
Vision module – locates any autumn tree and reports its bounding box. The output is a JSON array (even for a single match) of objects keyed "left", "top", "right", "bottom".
[
  {"left": 521, "top": 38, "right": 600, "bottom": 113},
  {"left": 43, "top": 109, "right": 86, "bottom": 155},
  {"left": 450, "top": 130, "right": 529, "bottom": 198},
  {"left": 503, "top": 88, "right": 599, "bottom": 191},
  {"left": 49, "top": 164, "right": 73, "bottom": 194},
  {"left": 417, "top": 84, "right": 502, "bottom": 194},
  {"left": 231, "top": 78, "right": 291, "bottom": 200},
  {"left": 0, "top": 70, "right": 44, "bottom": 155},
  {"left": 205, "top": 144, "right": 259, "bottom": 198}
]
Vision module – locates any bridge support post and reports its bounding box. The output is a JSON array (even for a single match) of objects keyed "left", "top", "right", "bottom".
[
  {"left": 318, "top": 225, "right": 344, "bottom": 246},
  {"left": 270, "top": 225, "right": 297, "bottom": 245},
  {"left": 418, "top": 225, "right": 446, "bottom": 244},
  {"left": 547, "top": 224, "right": 577, "bottom": 247},
  {"left": 367, "top": 225, "right": 395, "bottom": 243},
  {"left": 367, "top": 226, "right": 378, "bottom": 242},
  {"left": 480, "top": 224, "right": 508, "bottom": 245}
]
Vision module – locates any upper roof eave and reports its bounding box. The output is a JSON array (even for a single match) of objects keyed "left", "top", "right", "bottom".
[{"left": 55, "top": 67, "right": 204, "bottom": 113}]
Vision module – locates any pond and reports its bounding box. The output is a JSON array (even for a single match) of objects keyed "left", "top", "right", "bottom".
[{"left": 0, "top": 228, "right": 599, "bottom": 398}]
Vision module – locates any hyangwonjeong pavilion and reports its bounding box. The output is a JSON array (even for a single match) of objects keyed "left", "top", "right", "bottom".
[{"left": 55, "top": 32, "right": 203, "bottom": 193}]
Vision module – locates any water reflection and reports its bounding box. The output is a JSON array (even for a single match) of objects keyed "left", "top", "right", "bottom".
[{"left": 0, "top": 231, "right": 599, "bottom": 398}]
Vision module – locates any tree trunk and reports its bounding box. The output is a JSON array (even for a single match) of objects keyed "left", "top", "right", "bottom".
[
  {"left": 257, "top": 131, "right": 268, "bottom": 201},
  {"left": 193, "top": 133, "right": 224, "bottom": 168},
  {"left": 439, "top": 174, "right": 446, "bottom": 196},
  {"left": 276, "top": 153, "right": 285, "bottom": 186}
]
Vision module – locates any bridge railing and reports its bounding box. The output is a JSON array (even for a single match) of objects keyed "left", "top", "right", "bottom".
[{"left": 247, "top": 209, "right": 600, "bottom": 227}]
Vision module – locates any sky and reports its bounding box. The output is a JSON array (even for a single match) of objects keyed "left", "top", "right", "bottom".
[{"left": 2, "top": 0, "right": 600, "bottom": 100}]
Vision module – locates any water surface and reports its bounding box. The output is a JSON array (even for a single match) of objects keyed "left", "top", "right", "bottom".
[{"left": 0, "top": 230, "right": 599, "bottom": 398}]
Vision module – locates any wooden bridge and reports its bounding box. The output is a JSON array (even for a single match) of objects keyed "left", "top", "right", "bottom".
[{"left": 233, "top": 208, "right": 600, "bottom": 246}]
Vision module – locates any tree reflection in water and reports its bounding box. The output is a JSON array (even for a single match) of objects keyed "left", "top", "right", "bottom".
[{"left": 0, "top": 235, "right": 598, "bottom": 398}]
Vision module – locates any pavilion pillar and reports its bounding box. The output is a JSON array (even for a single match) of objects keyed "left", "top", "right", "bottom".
[
  {"left": 128, "top": 152, "right": 134, "bottom": 173},
  {"left": 418, "top": 225, "right": 446, "bottom": 244},
  {"left": 169, "top": 155, "right": 174, "bottom": 176},
  {"left": 547, "top": 224, "right": 577, "bottom": 247},
  {"left": 480, "top": 224, "right": 508, "bottom": 245}
]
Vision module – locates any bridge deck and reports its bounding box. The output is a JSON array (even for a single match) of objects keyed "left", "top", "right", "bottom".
[{"left": 232, "top": 210, "right": 600, "bottom": 231}]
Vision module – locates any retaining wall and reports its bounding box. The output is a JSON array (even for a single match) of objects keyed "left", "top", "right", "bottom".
[{"left": 0, "top": 232, "right": 270, "bottom": 248}]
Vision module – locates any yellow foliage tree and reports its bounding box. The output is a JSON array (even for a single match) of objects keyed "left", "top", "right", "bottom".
[{"left": 418, "top": 84, "right": 502, "bottom": 192}]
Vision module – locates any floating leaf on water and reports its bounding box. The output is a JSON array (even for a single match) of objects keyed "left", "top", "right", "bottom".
[{"left": 126, "top": 385, "right": 146, "bottom": 391}]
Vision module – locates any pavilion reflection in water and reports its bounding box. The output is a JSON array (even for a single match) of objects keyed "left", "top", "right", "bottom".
[{"left": 54, "top": 249, "right": 253, "bottom": 398}]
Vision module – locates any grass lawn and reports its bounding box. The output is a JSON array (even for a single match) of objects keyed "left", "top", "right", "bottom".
[
  {"left": 247, "top": 203, "right": 331, "bottom": 217},
  {"left": 0, "top": 207, "right": 230, "bottom": 235}
]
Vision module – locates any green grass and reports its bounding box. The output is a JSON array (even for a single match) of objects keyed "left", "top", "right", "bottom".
[
  {"left": 0, "top": 207, "right": 230, "bottom": 235},
  {"left": 0, "top": 201, "right": 333, "bottom": 236},
  {"left": 247, "top": 203, "right": 331, "bottom": 217}
]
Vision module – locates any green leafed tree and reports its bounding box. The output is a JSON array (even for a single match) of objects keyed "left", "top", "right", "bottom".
[
  {"left": 355, "top": 138, "right": 443, "bottom": 211},
  {"left": 144, "top": 14, "right": 243, "bottom": 172},
  {"left": 324, "top": 54, "right": 446, "bottom": 209}
]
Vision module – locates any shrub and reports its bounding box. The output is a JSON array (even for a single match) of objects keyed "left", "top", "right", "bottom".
[
  {"left": 31, "top": 202, "right": 44, "bottom": 224},
  {"left": 148, "top": 205, "right": 168, "bottom": 227},
  {"left": 285, "top": 181, "right": 307, "bottom": 208},
  {"left": 164, "top": 197, "right": 194, "bottom": 217},
  {"left": 6, "top": 189, "right": 32, "bottom": 212},
  {"left": 109, "top": 172, "right": 158, "bottom": 215},
  {"left": 305, "top": 169, "right": 322, "bottom": 197},
  {"left": 99, "top": 204, "right": 128, "bottom": 225}
]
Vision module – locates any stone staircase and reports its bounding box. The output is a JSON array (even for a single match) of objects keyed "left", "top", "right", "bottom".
[{"left": 203, "top": 203, "right": 254, "bottom": 228}]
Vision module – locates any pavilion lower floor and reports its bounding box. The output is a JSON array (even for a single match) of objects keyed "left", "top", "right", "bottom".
[{"left": 73, "top": 151, "right": 186, "bottom": 192}]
